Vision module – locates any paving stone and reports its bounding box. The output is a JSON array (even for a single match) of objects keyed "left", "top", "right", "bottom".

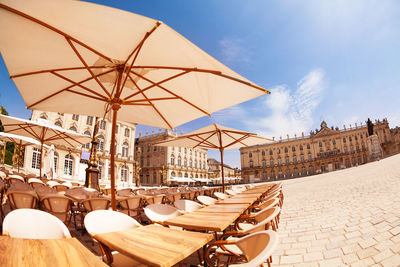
[
  {"left": 280, "top": 255, "right": 303, "bottom": 264},
  {"left": 356, "top": 247, "right": 379, "bottom": 259},
  {"left": 372, "top": 249, "right": 394, "bottom": 263},
  {"left": 380, "top": 254, "right": 400, "bottom": 267}
]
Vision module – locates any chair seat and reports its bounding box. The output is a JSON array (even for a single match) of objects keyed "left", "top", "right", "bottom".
[{"left": 216, "top": 240, "right": 242, "bottom": 256}]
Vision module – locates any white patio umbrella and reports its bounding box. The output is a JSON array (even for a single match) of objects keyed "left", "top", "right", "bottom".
[
  {"left": 0, "top": 0, "right": 269, "bottom": 209},
  {"left": 0, "top": 115, "right": 91, "bottom": 177},
  {"left": 153, "top": 124, "right": 273, "bottom": 192},
  {"left": 0, "top": 131, "right": 49, "bottom": 172}
]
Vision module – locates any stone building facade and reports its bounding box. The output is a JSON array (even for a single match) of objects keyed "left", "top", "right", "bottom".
[
  {"left": 135, "top": 130, "right": 208, "bottom": 185},
  {"left": 207, "top": 158, "right": 235, "bottom": 178},
  {"left": 240, "top": 119, "right": 399, "bottom": 183},
  {"left": 24, "top": 110, "right": 136, "bottom": 185}
]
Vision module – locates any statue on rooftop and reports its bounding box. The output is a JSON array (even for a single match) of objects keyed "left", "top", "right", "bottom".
[{"left": 367, "top": 118, "right": 374, "bottom": 136}]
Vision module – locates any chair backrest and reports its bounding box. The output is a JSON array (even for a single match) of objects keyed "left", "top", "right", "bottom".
[
  {"left": 174, "top": 199, "right": 202, "bottom": 212},
  {"left": 0, "top": 171, "right": 6, "bottom": 179},
  {"left": 143, "top": 204, "right": 181, "bottom": 223},
  {"left": 34, "top": 185, "right": 57, "bottom": 198},
  {"left": 28, "top": 178, "right": 44, "bottom": 185},
  {"left": 65, "top": 188, "right": 89, "bottom": 200},
  {"left": 3, "top": 209, "right": 71, "bottom": 239},
  {"left": 8, "top": 174, "right": 24, "bottom": 181},
  {"left": 197, "top": 195, "right": 217, "bottom": 206},
  {"left": 41, "top": 196, "right": 72, "bottom": 225},
  {"left": 257, "top": 198, "right": 279, "bottom": 211},
  {"left": 82, "top": 198, "right": 110, "bottom": 212},
  {"left": 230, "top": 230, "right": 279, "bottom": 266},
  {"left": 243, "top": 207, "right": 281, "bottom": 235},
  {"left": 47, "top": 180, "right": 60, "bottom": 187},
  {"left": 118, "top": 196, "right": 142, "bottom": 217},
  {"left": 8, "top": 181, "right": 33, "bottom": 191},
  {"left": 225, "top": 189, "right": 237, "bottom": 196},
  {"left": 117, "top": 188, "right": 133, "bottom": 197},
  {"left": 214, "top": 192, "right": 229, "bottom": 200},
  {"left": 84, "top": 210, "right": 141, "bottom": 236},
  {"left": 53, "top": 184, "right": 69, "bottom": 192},
  {"left": 7, "top": 191, "right": 38, "bottom": 210}
]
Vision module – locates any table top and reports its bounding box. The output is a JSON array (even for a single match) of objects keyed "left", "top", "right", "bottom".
[
  {"left": 94, "top": 225, "right": 213, "bottom": 267},
  {"left": 164, "top": 211, "right": 240, "bottom": 232},
  {"left": 0, "top": 236, "right": 106, "bottom": 267},
  {"left": 215, "top": 197, "right": 256, "bottom": 205},
  {"left": 196, "top": 203, "right": 249, "bottom": 214}
]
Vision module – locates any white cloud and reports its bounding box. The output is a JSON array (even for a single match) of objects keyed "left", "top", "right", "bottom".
[
  {"left": 218, "top": 38, "right": 251, "bottom": 64},
  {"left": 248, "top": 69, "right": 326, "bottom": 139}
]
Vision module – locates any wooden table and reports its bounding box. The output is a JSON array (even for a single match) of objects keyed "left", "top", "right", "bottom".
[
  {"left": 94, "top": 224, "right": 213, "bottom": 267},
  {"left": 215, "top": 197, "right": 256, "bottom": 205},
  {"left": 0, "top": 236, "right": 106, "bottom": 267},
  {"left": 196, "top": 203, "right": 249, "bottom": 214},
  {"left": 165, "top": 211, "right": 241, "bottom": 232}
]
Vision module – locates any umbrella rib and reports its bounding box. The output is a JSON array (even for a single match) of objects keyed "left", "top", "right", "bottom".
[
  {"left": 126, "top": 74, "right": 173, "bottom": 129},
  {"left": 0, "top": 3, "right": 112, "bottom": 62},
  {"left": 129, "top": 70, "right": 210, "bottom": 116},
  {"left": 5, "top": 124, "right": 41, "bottom": 141},
  {"left": 10, "top": 66, "right": 110, "bottom": 79},
  {"left": 123, "top": 70, "right": 190, "bottom": 101},
  {"left": 65, "top": 38, "right": 112, "bottom": 99},
  {"left": 65, "top": 89, "right": 107, "bottom": 102},
  {"left": 130, "top": 66, "right": 269, "bottom": 93},
  {"left": 222, "top": 132, "right": 252, "bottom": 149},
  {"left": 125, "top": 97, "right": 179, "bottom": 103},
  {"left": 120, "top": 22, "right": 161, "bottom": 91},
  {"left": 27, "top": 69, "right": 114, "bottom": 109},
  {"left": 193, "top": 132, "right": 220, "bottom": 149},
  {"left": 50, "top": 71, "right": 109, "bottom": 100}
]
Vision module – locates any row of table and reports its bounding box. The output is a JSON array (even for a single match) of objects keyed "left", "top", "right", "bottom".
[{"left": 0, "top": 183, "right": 275, "bottom": 267}]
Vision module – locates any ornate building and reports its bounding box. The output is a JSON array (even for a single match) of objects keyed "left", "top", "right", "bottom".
[
  {"left": 24, "top": 110, "right": 136, "bottom": 185},
  {"left": 207, "top": 158, "right": 235, "bottom": 178},
  {"left": 135, "top": 129, "right": 208, "bottom": 185},
  {"left": 240, "top": 119, "right": 399, "bottom": 183}
]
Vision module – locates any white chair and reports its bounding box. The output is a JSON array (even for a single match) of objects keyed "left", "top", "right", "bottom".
[
  {"left": 214, "top": 192, "right": 230, "bottom": 200},
  {"left": 46, "top": 180, "right": 60, "bottom": 187},
  {"left": 197, "top": 195, "right": 217, "bottom": 206},
  {"left": 205, "top": 230, "right": 279, "bottom": 267},
  {"left": 174, "top": 199, "right": 202, "bottom": 213},
  {"left": 62, "top": 181, "right": 73, "bottom": 188},
  {"left": 0, "top": 171, "right": 6, "bottom": 179},
  {"left": 2, "top": 209, "right": 71, "bottom": 239},
  {"left": 225, "top": 189, "right": 237, "bottom": 196},
  {"left": 84, "top": 210, "right": 141, "bottom": 266},
  {"left": 143, "top": 204, "right": 181, "bottom": 226},
  {"left": 28, "top": 178, "right": 44, "bottom": 185}
]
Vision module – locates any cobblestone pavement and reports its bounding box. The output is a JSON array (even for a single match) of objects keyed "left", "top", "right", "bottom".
[{"left": 273, "top": 154, "right": 400, "bottom": 267}]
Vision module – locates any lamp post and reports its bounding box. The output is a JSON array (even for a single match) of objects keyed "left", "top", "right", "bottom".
[
  {"left": 159, "top": 165, "right": 168, "bottom": 186},
  {"left": 133, "top": 147, "right": 141, "bottom": 186},
  {"left": 85, "top": 117, "right": 100, "bottom": 191}
]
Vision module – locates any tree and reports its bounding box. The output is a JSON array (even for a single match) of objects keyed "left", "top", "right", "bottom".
[{"left": 0, "top": 106, "right": 14, "bottom": 165}]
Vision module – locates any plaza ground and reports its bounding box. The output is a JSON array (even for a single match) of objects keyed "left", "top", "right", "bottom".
[{"left": 273, "top": 154, "right": 400, "bottom": 266}]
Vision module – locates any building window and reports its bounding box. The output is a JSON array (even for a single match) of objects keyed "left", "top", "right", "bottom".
[
  {"left": 146, "top": 157, "right": 150, "bottom": 166},
  {"left": 307, "top": 144, "right": 310, "bottom": 149},
  {"left": 293, "top": 156, "right": 297, "bottom": 163},
  {"left": 349, "top": 136, "right": 352, "bottom": 142},
  {"left": 100, "top": 120, "right": 106, "bottom": 130},
  {"left": 319, "top": 142, "right": 322, "bottom": 147},
  {"left": 292, "top": 146, "right": 295, "bottom": 152},
  {"left": 97, "top": 136, "right": 104, "bottom": 152},
  {"left": 122, "top": 142, "right": 129, "bottom": 157},
  {"left": 69, "top": 126, "right": 77, "bottom": 132},
  {"left": 277, "top": 158, "right": 282, "bottom": 165},
  {"left": 115, "top": 125, "right": 119, "bottom": 134},
  {"left": 64, "top": 154, "right": 73, "bottom": 176},
  {"left": 72, "top": 114, "right": 79, "bottom": 121},
  {"left": 171, "top": 154, "right": 175, "bottom": 165},
  {"left": 332, "top": 139, "right": 336, "bottom": 145},
  {"left": 147, "top": 145, "right": 150, "bottom": 152},
  {"left": 249, "top": 152, "right": 252, "bottom": 158},
  {"left": 270, "top": 159, "right": 274, "bottom": 166},
  {"left": 98, "top": 161, "right": 102, "bottom": 179},
  {"left": 321, "top": 163, "right": 325, "bottom": 172},
  {"left": 153, "top": 172, "right": 157, "bottom": 184},
  {"left": 300, "top": 154, "right": 304, "bottom": 162},
  {"left": 83, "top": 131, "right": 91, "bottom": 148},
  {"left": 178, "top": 156, "right": 182, "bottom": 166},
  {"left": 194, "top": 160, "right": 197, "bottom": 168},
  {"left": 285, "top": 156, "right": 289, "bottom": 164},
  {"left": 269, "top": 149, "right": 273, "bottom": 155},
  {"left": 343, "top": 137, "right": 346, "bottom": 143},
  {"left": 350, "top": 146, "right": 354, "bottom": 153},
  {"left": 125, "top": 128, "right": 130, "bottom": 137},
  {"left": 300, "top": 145, "right": 303, "bottom": 151},
  {"left": 184, "top": 157, "right": 187, "bottom": 167},
  {"left": 146, "top": 174, "right": 150, "bottom": 184},
  {"left": 262, "top": 160, "right": 266, "bottom": 167},
  {"left": 262, "top": 150, "right": 265, "bottom": 156},
  {"left": 249, "top": 160, "right": 253, "bottom": 168},
  {"left": 284, "top": 147, "right": 288, "bottom": 153},
  {"left": 121, "top": 166, "right": 128, "bottom": 182},
  {"left": 277, "top": 149, "right": 280, "bottom": 154},
  {"left": 308, "top": 153, "right": 312, "bottom": 161},
  {"left": 86, "top": 116, "right": 93, "bottom": 125},
  {"left": 189, "top": 159, "right": 192, "bottom": 168},
  {"left": 31, "top": 148, "right": 41, "bottom": 169},
  {"left": 55, "top": 121, "right": 62, "bottom": 127},
  {"left": 54, "top": 152, "right": 58, "bottom": 173},
  {"left": 344, "top": 146, "right": 348, "bottom": 153}
]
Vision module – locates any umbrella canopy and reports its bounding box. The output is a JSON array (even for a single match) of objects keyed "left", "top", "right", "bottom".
[
  {"left": 0, "top": 0, "right": 269, "bottom": 209},
  {"left": 152, "top": 123, "right": 273, "bottom": 191},
  {"left": 0, "top": 131, "right": 50, "bottom": 172},
  {"left": 0, "top": 115, "right": 91, "bottom": 176}
]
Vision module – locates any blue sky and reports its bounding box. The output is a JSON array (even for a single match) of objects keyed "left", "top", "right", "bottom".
[{"left": 1, "top": 0, "right": 400, "bottom": 168}]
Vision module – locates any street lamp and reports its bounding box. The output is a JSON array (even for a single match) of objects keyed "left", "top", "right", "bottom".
[
  {"left": 159, "top": 165, "right": 168, "bottom": 186},
  {"left": 85, "top": 117, "right": 100, "bottom": 191}
]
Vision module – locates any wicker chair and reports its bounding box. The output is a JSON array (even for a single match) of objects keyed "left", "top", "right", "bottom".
[
  {"left": 116, "top": 188, "right": 133, "bottom": 197},
  {"left": 214, "top": 192, "right": 230, "bottom": 200},
  {"left": 143, "top": 204, "right": 181, "bottom": 226},
  {"left": 53, "top": 184, "right": 70, "bottom": 192},
  {"left": 174, "top": 199, "right": 202, "bottom": 212},
  {"left": 197, "top": 195, "right": 218, "bottom": 206},
  {"left": 205, "top": 230, "right": 279, "bottom": 267},
  {"left": 7, "top": 191, "right": 39, "bottom": 210},
  {"left": 82, "top": 198, "right": 111, "bottom": 212},
  {"left": 8, "top": 181, "right": 33, "bottom": 192},
  {"left": 28, "top": 178, "right": 45, "bottom": 189},
  {"left": 41, "top": 195, "right": 72, "bottom": 226},
  {"left": 117, "top": 196, "right": 143, "bottom": 222},
  {"left": 0, "top": 179, "right": 5, "bottom": 219}
]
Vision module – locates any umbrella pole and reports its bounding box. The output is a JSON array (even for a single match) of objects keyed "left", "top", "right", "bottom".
[
  {"left": 110, "top": 104, "right": 121, "bottom": 211},
  {"left": 17, "top": 140, "right": 22, "bottom": 172},
  {"left": 219, "top": 148, "right": 225, "bottom": 193},
  {"left": 40, "top": 143, "right": 43, "bottom": 177}
]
